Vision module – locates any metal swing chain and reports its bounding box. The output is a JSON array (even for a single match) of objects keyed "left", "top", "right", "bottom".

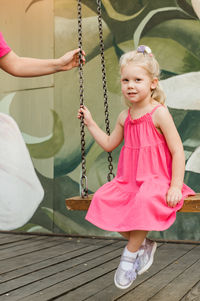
[
  {"left": 96, "top": 0, "right": 115, "bottom": 182},
  {"left": 77, "top": 0, "right": 114, "bottom": 197},
  {"left": 77, "top": 0, "right": 88, "bottom": 198}
]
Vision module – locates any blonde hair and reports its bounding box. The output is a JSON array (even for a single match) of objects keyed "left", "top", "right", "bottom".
[{"left": 119, "top": 49, "right": 165, "bottom": 107}]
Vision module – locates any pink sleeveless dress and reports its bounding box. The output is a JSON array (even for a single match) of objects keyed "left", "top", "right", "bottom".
[{"left": 85, "top": 105, "right": 195, "bottom": 232}]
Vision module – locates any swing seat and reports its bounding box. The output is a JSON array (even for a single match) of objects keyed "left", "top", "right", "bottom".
[
  {"left": 66, "top": 194, "right": 94, "bottom": 211},
  {"left": 65, "top": 193, "right": 200, "bottom": 212},
  {"left": 178, "top": 193, "right": 200, "bottom": 212}
]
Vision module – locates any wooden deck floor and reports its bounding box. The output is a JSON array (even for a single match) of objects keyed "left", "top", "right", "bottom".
[{"left": 0, "top": 233, "right": 200, "bottom": 301}]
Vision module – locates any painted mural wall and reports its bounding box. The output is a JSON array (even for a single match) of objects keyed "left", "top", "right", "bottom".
[
  {"left": 0, "top": 0, "right": 199, "bottom": 240},
  {"left": 0, "top": 0, "right": 54, "bottom": 232}
]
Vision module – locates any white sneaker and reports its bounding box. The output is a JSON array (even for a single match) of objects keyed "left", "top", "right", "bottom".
[
  {"left": 137, "top": 238, "right": 157, "bottom": 275},
  {"left": 114, "top": 252, "right": 139, "bottom": 289}
]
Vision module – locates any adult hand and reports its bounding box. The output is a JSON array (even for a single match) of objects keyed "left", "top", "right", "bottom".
[{"left": 58, "top": 48, "right": 86, "bottom": 71}]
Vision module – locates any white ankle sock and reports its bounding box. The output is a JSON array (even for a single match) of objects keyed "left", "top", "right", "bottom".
[
  {"left": 124, "top": 246, "right": 138, "bottom": 258},
  {"left": 121, "top": 247, "right": 138, "bottom": 270}
]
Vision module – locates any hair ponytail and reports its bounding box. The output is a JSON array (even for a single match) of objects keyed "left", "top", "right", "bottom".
[{"left": 151, "top": 82, "right": 165, "bottom": 104}]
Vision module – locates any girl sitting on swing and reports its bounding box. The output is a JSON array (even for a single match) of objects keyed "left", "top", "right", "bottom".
[{"left": 78, "top": 45, "right": 195, "bottom": 289}]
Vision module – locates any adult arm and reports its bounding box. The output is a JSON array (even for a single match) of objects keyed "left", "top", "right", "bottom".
[{"left": 0, "top": 49, "right": 85, "bottom": 77}]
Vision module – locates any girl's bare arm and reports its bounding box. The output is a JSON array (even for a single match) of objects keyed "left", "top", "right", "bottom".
[
  {"left": 78, "top": 106, "right": 126, "bottom": 152},
  {"left": 154, "top": 106, "right": 185, "bottom": 207}
]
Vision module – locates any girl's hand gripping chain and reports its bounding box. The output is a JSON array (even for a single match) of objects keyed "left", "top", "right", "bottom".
[{"left": 77, "top": 106, "right": 93, "bottom": 126}]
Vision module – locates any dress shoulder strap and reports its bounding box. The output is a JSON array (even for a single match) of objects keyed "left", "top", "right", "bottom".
[{"left": 149, "top": 104, "right": 163, "bottom": 115}]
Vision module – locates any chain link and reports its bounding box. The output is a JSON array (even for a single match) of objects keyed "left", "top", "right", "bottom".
[
  {"left": 77, "top": 0, "right": 88, "bottom": 198},
  {"left": 96, "top": 0, "right": 115, "bottom": 181},
  {"left": 77, "top": 0, "right": 115, "bottom": 195}
]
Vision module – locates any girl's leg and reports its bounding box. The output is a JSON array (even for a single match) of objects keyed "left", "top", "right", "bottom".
[
  {"left": 126, "top": 230, "right": 157, "bottom": 276},
  {"left": 127, "top": 230, "right": 148, "bottom": 252},
  {"left": 114, "top": 230, "right": 147, "bottom": 289},
  {"left": 115, "top": 230, "right": 156, "bottom": 289},
  {"left": 118, "top": 231, "right": 130, "bottom": 240}
]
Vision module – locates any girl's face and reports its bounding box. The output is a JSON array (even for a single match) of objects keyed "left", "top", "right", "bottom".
[{"left": 120, "top": 63, "right": 157, "bottom": 105}]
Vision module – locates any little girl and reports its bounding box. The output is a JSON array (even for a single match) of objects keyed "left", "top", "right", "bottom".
[{"left": 78, "top": 45, "right": 195, "bottom": 289}]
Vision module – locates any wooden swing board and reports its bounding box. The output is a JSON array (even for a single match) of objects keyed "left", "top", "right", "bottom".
[
  {"left": 66, "top": 193, "right": 200, "bottom": 212},
  {"left": 179, "top": 193, "right": 200, "bottom": 212},
  {"left": 66, "top": 194, "right": 94, "bottom": 211}
]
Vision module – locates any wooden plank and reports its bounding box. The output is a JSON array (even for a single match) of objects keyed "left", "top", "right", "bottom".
[
  {"left": 178, "top": 193, "right": 200, "bottom": 212},
  {"left": 0, "top": 242, "right": 124, "bottom": 297},
  {"left": 0, "top": 239, "right": 116, "bottom": 284},
  {"left": 0, "top": 237, "right": 89, "bottom": 275},
  {"left": 65, "top": 194, "right": 93, "bottom": 211},
  {"left": 0, "top": 236, "right": 65, "bottom": 260},
  {"left": 148, "top": 257, "right": 200, "bottom": 301},
  {"left": 181, "top": 281, "right": 200, "bottom": 301},
  {"left": 0, "top": 235, "right": 46, "bottom": 251},
  {"left": 66, "top": 193, "right": 200, "bottom": 212},
  {"left": 0, "top": 233, "right": 35, "bottom": 246},
  {"left": 55, "top": 272, "right": 114, "bottom": 301},
  {"left": 55, "top": 243, "right": 162, "bottom": 301},
  {"left": 0, "top": 234, "right": 199, "bottom": 301},
  {"left": 85, "top": 243, "right": 195, "bottom": 301},
  {"left": 118, "top": 245, "right": 200, "bottom": 301},
  {"left": 0, "top": 240, "right": 122, "bottom": 295},
  {"left": 18, "top": 244, "right": 193, "bottom": 301},
  {"left": 3, "top": 248, "right": 124, "bottom": 300}
]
